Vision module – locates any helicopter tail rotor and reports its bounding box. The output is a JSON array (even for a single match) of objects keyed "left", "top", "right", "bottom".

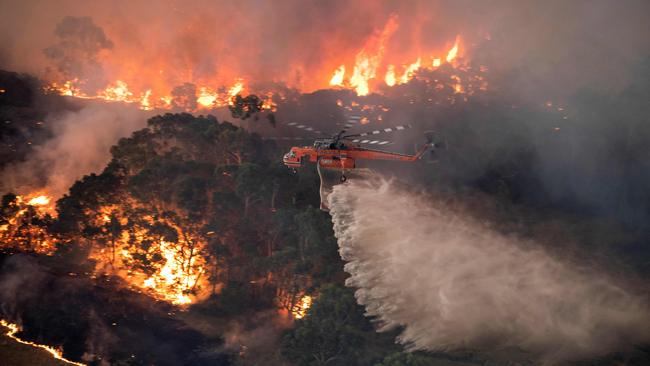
[
  {"left": 418, "top": 131, "right": 446, "bottom": 163},
  {"left": 424, "top": 130, "right": 447, "bottom": 149}
]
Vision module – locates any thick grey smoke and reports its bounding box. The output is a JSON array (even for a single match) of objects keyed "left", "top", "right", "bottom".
[
  {"left": 81, "top": 310, "right": 117, "bottom": 366},
  {"left": 329, "top": 179, "right": 650, "bottom": 362},
  {"left": 0, "top": 255, "right": 47, "bottom": 319},
  {"left": 1, "top": 103, "right": 147, "bottom": 198}
]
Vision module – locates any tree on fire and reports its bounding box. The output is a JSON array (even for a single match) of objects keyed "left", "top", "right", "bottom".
[
  {"left": 228, "top": 94, "right": 263, "bottom": 120},
  {"left": 51, "top": 112, "right": 334, "bottom": 312},
  {"left": 1, "top": 193, "right": 55, "bottom": 253},
  {"left": 228, "top": 93, "right": 279, "bottom": 126}
]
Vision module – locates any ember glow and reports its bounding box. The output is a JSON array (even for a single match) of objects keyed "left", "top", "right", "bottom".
[
  {"left": 1, "top": 319, "right": 86, "bottom": 366},
  {"left": 291, "top": 295, "right": 313, "bottom": 319}
]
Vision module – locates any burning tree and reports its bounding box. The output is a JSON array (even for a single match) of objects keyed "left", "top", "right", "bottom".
[
  {"left": 0, "top": 193, "right": 56, "bottom": 254},
  {"left": 30, "top": 112, "right": 333, "bottom": 311},
  {"left": 50, "top": 114, "right": 254, "bottom": 304}
]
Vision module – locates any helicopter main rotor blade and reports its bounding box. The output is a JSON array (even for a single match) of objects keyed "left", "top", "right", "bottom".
[
  {"left": 343, "top": 124, "right": 412, "bottom": 139},
  {"left": 343, "top": 115, "right": 361, "bottom": 130},
  {"left": 285, "top": 122, "right": 329, "bottom": 136},
  {"left": 335, "top": 115, "right": 362, "bottom": 136},
  {"left": 348, "top": 139, "right": 393, "bottom": 145}
]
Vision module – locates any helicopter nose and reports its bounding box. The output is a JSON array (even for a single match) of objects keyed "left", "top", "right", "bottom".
[{"left": 283, "top": 153, "right": 295, "bottom": 164}]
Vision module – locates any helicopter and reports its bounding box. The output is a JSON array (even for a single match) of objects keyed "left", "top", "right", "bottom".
[{"left": 281, "top": 116, "right": 437, "bottom": 182}]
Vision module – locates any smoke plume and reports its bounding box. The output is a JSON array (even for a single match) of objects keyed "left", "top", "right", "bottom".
[
  {"left": 328, "top": 179, "right": 650, "bottom": 362},
  {"left": 0, "top": 255, "right": 47, "bottom": 319},
  {"left": 1, "top": 103, "right": 147, "bottom": 198}
]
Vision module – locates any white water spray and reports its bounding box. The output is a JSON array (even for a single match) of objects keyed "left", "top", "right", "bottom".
[{"left": 328, "top": 179, "right": 650, "bottom": 361}]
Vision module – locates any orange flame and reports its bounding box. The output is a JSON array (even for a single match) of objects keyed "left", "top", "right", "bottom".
[
  {"left": 140, "top": 89, "right": 152, "bottom": 110},
  {"left": 399, "top": 57, "right": 421, "bottom": 84},
  {"left": 329, "top": 65, "right": 345, "bottom": 86},
  {"left": 292, "top": 295, "right": 313, "bottom": 319},
  {"left": 26, "top": 195, "right": 51, "bottom": 206},
  {"left": 228, "top": 81, "right": 244, "bottom": 98},
  {"left": 98, "top": 80, "right": 133, "bottom": 102},
  {"left": 45, "top": 17, "right": 476, "bottom": 105},
  {"left": 20, "top": 191, "right": 56, "bottom": 215},
  {"left": 140, "top": 239, "right": 204, "bottom": 305},
  {"left": 196, "top": 87, "right": 218, "bottom": 108},
  {"left": 326, "top": 22, "right": 466, "bottom": 93},
  {"left": 89, "top": 205, "right": 210, "bottom": 306},
  {"left": 47, "top": 78, "right": 252, "bottom": 112},
  {"left": 0, "top": 192, "right": 57, "bottom": 254},
  {"left": 446, "top": 36, "right": 460, "bottom": 63},
  {"left": 349, "top": 15, "right": 398, "bottom": 96},
  {"left": 2, "top": 192, "right": 211, "bottom": 306},
  {"left": 384, "top": 64, "right": 396, "bottom": 86}
]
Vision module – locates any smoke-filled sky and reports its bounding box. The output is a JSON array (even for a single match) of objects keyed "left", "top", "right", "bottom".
[
  {"left": 0, "top": 2, "right": 649, "bottom": 362},
  {"left": 0, "top": 0, "right": 648, "bottom": 95}
]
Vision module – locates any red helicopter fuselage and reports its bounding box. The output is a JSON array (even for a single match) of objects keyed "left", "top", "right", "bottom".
[{"left": 283, "top": 141, "right": 430, "bottom": 171}]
